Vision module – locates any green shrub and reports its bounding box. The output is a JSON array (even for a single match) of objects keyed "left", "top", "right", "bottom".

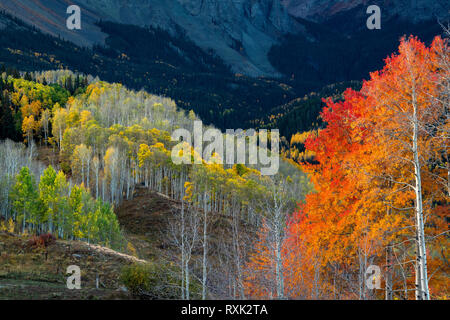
[
  {"left": 120, "top": 262, "right": 201, "bottom": 299},
  {"left": 120, "top": 263, "right": 151, "bottom": 296}
]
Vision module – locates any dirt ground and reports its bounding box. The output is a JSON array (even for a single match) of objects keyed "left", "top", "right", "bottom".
[
  {"left": 1, "top": 147, "right": 255, "bottom": 299},
  {"left": 0, "top": 231, "right": 139, "bottom": 299}
]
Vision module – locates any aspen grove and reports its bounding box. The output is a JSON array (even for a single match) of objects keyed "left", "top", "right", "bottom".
[
  {"left": 0, "top": 35, "right": 448, "bottom": 300},
  {"left": 244, "top": 36, "right": 449, "bottom": 300}
]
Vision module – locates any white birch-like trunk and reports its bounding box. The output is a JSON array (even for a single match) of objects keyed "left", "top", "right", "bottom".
[
  {"left": 202, "top": 191, "right": 208, "bottom": 300},
  {"left": 412, "top": 89, "right": 429, "bottom": 300}
]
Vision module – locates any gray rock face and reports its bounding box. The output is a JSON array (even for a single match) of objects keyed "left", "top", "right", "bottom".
[
  {"left": 0, "top": 0, "right": 299, "bottom": 76},
  {"left": 281, "top": 0, "right": 449, "bottom": 23},
  {"left": 0, "top": 0, "right": 107, "bottom": 48},
  {"left": 148, "top": 0, "right": 299, "bottom": 76}
]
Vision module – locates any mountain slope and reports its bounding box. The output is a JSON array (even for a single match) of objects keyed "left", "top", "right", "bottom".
[
  {"left": 0, "top": 0, "right": 302, "bottom": 76},
  {"left": 1, "top": 0, "right": 447, "bottom": 77},
  {"left": 0, "top": 0, "right": 106, "bottom": 47},
  {"left": 0, "top": 230, "right": 138, "bottom": 299},
  {"left": 1, "top": 1, "right": 448, "bottom": 136},
  {"left": 282, "top": 0, "right": 449, "bottom": 23},
  {"left": 0, "top": 12, "right": 297, "bottom": 130}
]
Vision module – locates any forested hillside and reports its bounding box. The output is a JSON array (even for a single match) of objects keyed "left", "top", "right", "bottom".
[
  {"left": 270, "top": 16, "right": 443, "bottom": 86},
  {"left": 0, "top": 68, "right": 309, "bottom": 299},
  {"left": 1, "top": 34, "right": 448, "bottom": 300},
  {"left": 245, "top": 36, "right": 449, "bottom": 300},
  {"left": 1, "top": 11, "right": 445, "bottom": 138},
  {"left": 0, "top": 12, "right": 298, "bottom": 131},
  {"left": 0, "top": 2, "right": 448, "bottom": 301}
]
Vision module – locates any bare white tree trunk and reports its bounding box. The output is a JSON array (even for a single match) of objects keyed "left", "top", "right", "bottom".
[
  {"left": 385, "top": 244, "right": 393, "bottom": 300},
  {"left": 412, "top": 87, "right": 430, "bottom": 300},
  {"left": 202, "top": 192, "right": 208, "bottom": 300},
  {"left": 168, "top": 200, "right": 199, "bottom": 300}
]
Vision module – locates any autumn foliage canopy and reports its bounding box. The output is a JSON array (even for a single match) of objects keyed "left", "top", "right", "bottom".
[{"left": 244, "top": 36, "right": 449, "bottom": 300}]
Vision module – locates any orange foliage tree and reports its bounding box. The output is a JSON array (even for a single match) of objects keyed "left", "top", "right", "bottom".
[{"left": 244, "top": 36, "right": 449, "bottom": 300}]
